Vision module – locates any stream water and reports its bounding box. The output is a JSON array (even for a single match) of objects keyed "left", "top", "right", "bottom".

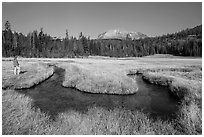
[{"left": 17, "top": 67, "right": 179, "bottom": 120}]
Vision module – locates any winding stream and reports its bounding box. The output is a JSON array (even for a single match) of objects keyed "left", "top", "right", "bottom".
[{"left": 17, "top": 67, "right": 179, "bottom": 120}]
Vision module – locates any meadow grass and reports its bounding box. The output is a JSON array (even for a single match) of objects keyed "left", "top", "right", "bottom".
[
  {"left": 2, "top": 55, "right": 202, "bottom": 135},
  {"left": 61, "top": 63, "right": 138, "bottom": 94},
  {"left": 2, "top": 61, "right": 54, "bottom": 90},
  {"left": 128, "top": 66, "right": 202, "bottom": 104}
]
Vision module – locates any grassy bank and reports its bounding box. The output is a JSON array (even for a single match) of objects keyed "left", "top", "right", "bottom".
[
  {"left": 61, "top": 64, "right": 138, "bottom": 94},
  {"left": 128, "top": 65, "right": 202, "bottom": 104},
  {"left": 2, "top": 61, "right": 54, "bottom": 90}
]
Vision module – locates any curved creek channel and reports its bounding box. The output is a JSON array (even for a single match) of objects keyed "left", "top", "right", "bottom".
[{"left": 17, "top": 67, "right": 180, "bottom": 120}]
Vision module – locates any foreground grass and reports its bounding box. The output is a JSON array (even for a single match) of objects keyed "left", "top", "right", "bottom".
[
  {"left": 2, "top": 55, "right": 202, "bottom": 135},
  {"left": 2, "top": 90, "right": 50, "bottom": 134},
  {"left": 2, "top": 88, "right": 201, "bottom": 135},
  {"left": 3, "top": 89, "right": 179, "bottom": 135}
]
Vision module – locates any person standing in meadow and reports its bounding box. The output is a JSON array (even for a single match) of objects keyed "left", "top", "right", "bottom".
[{"left": 13, "top": 56, "right": 20, "bottom": 75}]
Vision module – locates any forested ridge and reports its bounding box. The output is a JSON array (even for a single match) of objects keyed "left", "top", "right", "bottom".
[{"left": 2, "top": 21, "right": 202, "bottom": 58}]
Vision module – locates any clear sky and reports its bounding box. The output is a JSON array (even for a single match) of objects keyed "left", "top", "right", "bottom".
[{"left": 2, "top": 2, "right": 202, "bottom": 39}]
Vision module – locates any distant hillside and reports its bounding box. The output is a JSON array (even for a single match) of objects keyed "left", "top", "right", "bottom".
[
  {"left": 162, "top": 25, "right": 202, "bottom": 40},
  {"left": 98, "top": 29, "right": 147, "bottom": 40}
]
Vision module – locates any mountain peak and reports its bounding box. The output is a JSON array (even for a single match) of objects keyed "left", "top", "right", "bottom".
[{"left": 98, "top": 29, "right": 147, "bottom": 40}]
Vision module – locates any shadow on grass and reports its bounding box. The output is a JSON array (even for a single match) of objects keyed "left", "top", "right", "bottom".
[{"left": 20, "top": 70, "right": 27, "bottom": 74}]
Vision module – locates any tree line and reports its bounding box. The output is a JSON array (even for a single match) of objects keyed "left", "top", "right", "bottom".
[{"left": 2, "top": 21, "right": 202, "bottom": 58}]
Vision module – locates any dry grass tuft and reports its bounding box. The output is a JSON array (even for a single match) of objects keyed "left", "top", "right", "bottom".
[
  {"left": 2, "top": 90, "right": 51, "bottom": 135},
  {"left": 177, "top": 101, "right": 202, "bottom": 134}
]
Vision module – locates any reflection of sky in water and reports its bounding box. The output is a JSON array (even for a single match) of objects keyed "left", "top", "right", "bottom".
[{"left": 17, "top": 68, "right": 179, "bottom": 120}]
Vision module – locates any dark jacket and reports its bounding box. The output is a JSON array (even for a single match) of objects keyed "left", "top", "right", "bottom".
[{"left": 13, "top": 58, "right": 19, "bottom": 67}]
